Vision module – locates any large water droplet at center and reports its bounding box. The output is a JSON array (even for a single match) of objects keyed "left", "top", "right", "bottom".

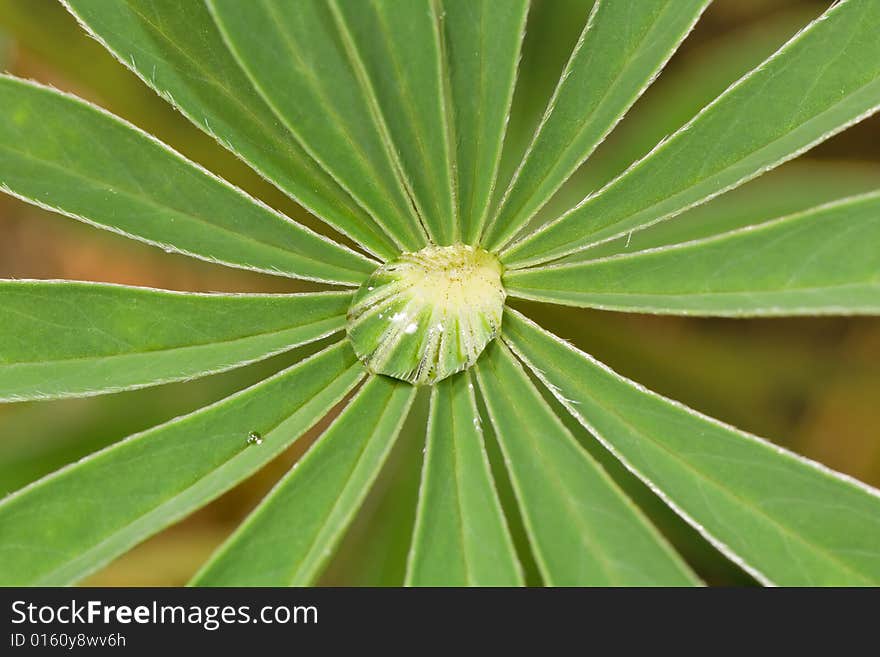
[{"left": 346, "top": 244, "right": 505, "bottom": 385}]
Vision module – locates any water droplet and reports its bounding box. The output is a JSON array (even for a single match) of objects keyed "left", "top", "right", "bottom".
[
  {"left": 247, "top": 431, "right": 263, "bottom": 446},
  {"left": 346, "top": 244, "right": 505, "bottom": 385}
]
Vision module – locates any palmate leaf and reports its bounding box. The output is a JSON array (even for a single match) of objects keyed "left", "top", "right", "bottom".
[
  {"left": 0, "top": 342, "right": 364, "bottom": 586},
  {"left": 0, "top": 282, "right": 350, "bottom": 401},
  {"left": 506, "top": 192, "right": 880, "bottom": 316},
  {"left": 405, "top": 373, "right": 523, "bottom": 586},
  {"left": 0, "top": 76, "right": 375, "bottom": 285},
  {"left": 1, "top": 0, "right": 879, "bottom": 590},
  {"left": 503, "top": 310, "right": 880, "bottom": 586},
  {"left": 475, "top": 342, "right": 698, "bottom": 586},
  {"left": 62, "top": 0, "right": 399, "bottom": 260},
  {"left": 482, "top": 0, "right": 710, "bottom": 250},
  {"left": 207, "top": 0, "right": 429, "bottom": 252},
  {"left": 193, "top": 376, "right": 416, "bottom": 586},
  {"left": 442, "top": 0, "right": 528, "bottom": 243},
  {"left": 502, "top": 0, "right": 880, "bottom": 267}
]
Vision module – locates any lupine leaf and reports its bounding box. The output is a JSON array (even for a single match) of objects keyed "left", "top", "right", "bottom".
[
  {"left": 405, "top": 373, "right": 523, "bottom": 586},
  {"left": 62, "top": 0, "right": 399, "bottom": 260},
  {"left": 502, "top": 0, "right": 880, "bottom": 266},
  {"left": 0, "top": 342, "right": 364, "bottom": 586},
  {"left": 483, "top": 0, "right": 709, "bottom": 250},
  {"left": 331, "top": 0, "right": 456, "bottom": 245},
  {"left": 503, "top": 310, "right": 880, "bottom": 586},
  {"left": 0, "top": 281, "right": 350, "bottom": 401},
  {"left": 0, "top": 76, "right": 375, "bottom": 284},
  {"left": 506, "top": 192, "right": 880, "bottom": 316},
  {"left": 2, "top": 0, "right": 878, "bottom": 592},
  {"left": 207, "top": 0, "right": 428, "bottom": 251},
  {"left": 442, "top": 0, "right": 528, "bottom": 243},
  {"left": 475, "top": 342, "right": 699, "bottom": 586},
  {"left": 193, "top": 375, "right": 416, "bottom": 586}
]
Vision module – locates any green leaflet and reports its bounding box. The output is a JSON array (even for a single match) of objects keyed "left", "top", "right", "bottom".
[
  {"left": 323, "top": 392, "right": 428, "bottom": 586},
  {"left": 572, "top": 5, "right": 822, "bottom": 201},
  {"left": 495, "top": 0, "right": 595, "bottom": 199},
  {"left": 332, "top": 0, "right": 456, "bottom": 245},
  {"left": 405, "top": 373, "right": 523, "bottom": 586},
  {"left": 506, "top": 192, "right": 880, "bottom": 316},
  {"left": 502, "top": 0, "right": 880, "bottom": 266},
  {"left": 475, "top": 342, "right": 699, "bottom": 586},
  {"left": 62, "top": 0, "right": 398, "bottom": 260},
  {"left": 0, "top": 282, "right": 350, "bottom": 401},
  {"left": 503, "top": 310, "right": 880, "bottom": 586},
  {"left": 0, "top": 342, "right": 364, "bottom": 586},
  {"left": 582, "top": 160, "right": 880, "bottom": 259},
  {"left": 0, "top": 76, "right": 375, "bottom": 285},
  {"left": 543, "top": 5, "right": 823, "bottom": 235},
  {"left": 483, "top": 0, "right": 709, "bottom": 250},
  {"left": 193, "top": 375, "right": 416, "bottom": 586},
  {"left": 207, "top": 0, "right": 428, "bottom": 251},
  {"left": 442, "top": 0, "right": 528, "bottom": 243}
]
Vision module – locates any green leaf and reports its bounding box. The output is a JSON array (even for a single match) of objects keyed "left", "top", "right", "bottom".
[
  {"left": 0, "top": 281, "right": 349, "bottom": 401},
  {"left": 474, "top": 342, "right": 699, "bottom": 586},
  {"left": 0, "top": 342, "right": 364, "bottom": 586},
  {"left": 503, "top": 310, "right": 880, "bottom": 586},
  {"left": 0, "top": 76, "right": 375, "bottom": 285},
  {"left": 322, "top": 391, "right": 428, "bottom": 586},
  {"left": 207, "top": 0, "right": 428, "bottom": 251},
  {"left": 482, "top": 0, "right": 709, "bottom": 250},
  {"left": 442, "top": 0, "right": 528, "bottom": 243},
  {"left": 583, "top": 159, "right": 880, "bottom": 258},
  {"left": 331, "top": 0, "right": 456, "bottom": 245},
  {"left": 538, "top": 5, "right": 824, "bottom": 230},
  {"left": 506, "top": 191, "right": 880, "bottom": 316},
  {"left": 193, "top": 375, "right": 416, "bottom": 586},
  {"left": 573, "top": 5, "right": 822, "bottom": 201},
  {"left": 405, "top": 373, "right": 523, "bottom": 586},
  {"left": 502, "top": 0, "right": 880, "bottom": 266},
  {"left": 62, "top": 0, "right": 399, "bottom": 260},
  {"left": 495, "top": 0, "right": 595, "bottom": 197}
]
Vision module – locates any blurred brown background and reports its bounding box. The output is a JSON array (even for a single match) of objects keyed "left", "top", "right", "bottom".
[{"left": 0, "top": 0, "right": 877, "bottom": 586}]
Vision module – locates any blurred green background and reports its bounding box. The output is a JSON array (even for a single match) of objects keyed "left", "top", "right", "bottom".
[{"left": 0, "top": 0, "right": 877, "bottom": 586}]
